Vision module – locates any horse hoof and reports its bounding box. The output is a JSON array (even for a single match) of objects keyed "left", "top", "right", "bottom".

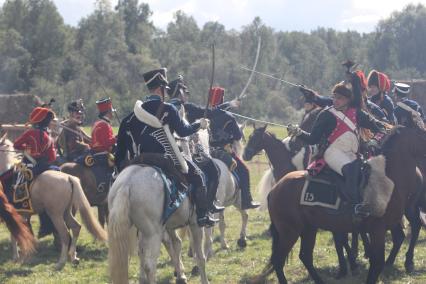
[
  {"left": 176, "top": 277, "right": 187, "bottom": 284},
  {"left": 72, "top": 258, "right": 80, "bottom": 266},
  {"left": 405, "top": 262, "right": 414, "bottom": 274},
  {"left": 237, "top": 238, "right": 247, "bottom": 248},
  {"left": 55, "top": 263, "right": 66, "bottom": 271},
  {"left": 335, "top": 270, "right": 347, "bottom": 279},
  {"left": 187, "top": 249, "right": 193, "bottom": 258},
  {"left": 221, "top": 243, "right": 229, "bottom": 250},
  {"left": 191, "top": 266, "right": 200, "bottom": 276},
  {"left": 174, "top": 271, "right": 177, "bottom": 277}
]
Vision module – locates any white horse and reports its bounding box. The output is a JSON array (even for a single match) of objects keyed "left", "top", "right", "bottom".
[
  {"left": 193, "top": 129, "right": 249, "bottom": 258},
  {"left": 108, "top": 162, "right": 209, "bottom": 283}
]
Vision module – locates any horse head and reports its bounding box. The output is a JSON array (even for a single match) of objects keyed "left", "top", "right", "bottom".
[
  {"left": 0, "top": 134, "right": 17, "bottom": 173},
  {"left": 382, "top": 126, "right": 426, "bottom": 160},
  {"left": 242, "top": 123, "right": 267, "bottom": 161}
]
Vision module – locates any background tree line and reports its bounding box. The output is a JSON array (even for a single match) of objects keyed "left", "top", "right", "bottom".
[{"left": 0, "top": 0, "right": 425, "bottom": 124}]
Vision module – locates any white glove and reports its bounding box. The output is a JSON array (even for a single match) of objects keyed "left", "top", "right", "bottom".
[
  {"left": 229, "top": 99, "right": 241, "bottom": 108},
  {"left": 287, "top": 124, "right": 302, "bottom": 137},
  {"left": 199, "top": 118, "right": 210, "bottom": 130}
]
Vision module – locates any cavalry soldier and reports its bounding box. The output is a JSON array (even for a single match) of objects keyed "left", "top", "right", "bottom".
[
  {"left": 167, "top": 75, "right": 224, "bottom": 214},
  {"left": 115, "top": 68, "right": 217, "bottom": 227},
  {"left": 287, "top": 73, "right": 386, "bottom": 218},
  {"left": 57, "top": 100, "right": 91, "bottom": 161},
  {"left": 183, "top": 86, "right": 260, "bottom": 210},
  {"left": 14, "top": 107, "right": 57, "bottom": 172},
  {"left": 13, "top": 106, "right": 58, "bottom": 237},
  {"left": 91, "top": 98, "right": 116, "bottom": 154},
  {"left": 393, "top": 82, "right": 425, "bottom": 129},
  {"left": 367, "top": 70, "right": 396, "bottom": 124}
]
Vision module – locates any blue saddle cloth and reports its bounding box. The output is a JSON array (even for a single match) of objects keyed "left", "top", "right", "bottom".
[{"left": 143, "top": 165, "right": 190, "bottom": 224}]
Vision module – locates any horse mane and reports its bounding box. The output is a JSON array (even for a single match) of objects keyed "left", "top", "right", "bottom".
[{"left": 380, "top": 126, "right": 406, "bottom": 155}]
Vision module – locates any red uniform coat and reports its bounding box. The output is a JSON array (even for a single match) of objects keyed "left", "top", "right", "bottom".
[
  {"left": 91, "top": 119, "right": 116, "bottom": 153},
  {"left": 14, "top": 129, "right": 57, "bottom": 163}
]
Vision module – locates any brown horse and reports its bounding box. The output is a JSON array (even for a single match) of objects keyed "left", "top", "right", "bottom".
[
  {"left": 252, "top": 126, "right": 426, "bottom": 284},
  {"left": 60, "top": 162, "right": 109, "bottom": 227},
  {"left": 0, "top": 183, "right": 35, "bottom": 257},
  {"left": 0, "top": 138, "right": 107, "bottom": 270}
]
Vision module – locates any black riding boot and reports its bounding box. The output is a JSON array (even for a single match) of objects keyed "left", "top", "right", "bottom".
[
  {"left": 204, "top": 159, "right": 224, "bottom": 213},
  {"left": 38, "top": 211, "right": 56, "bottom": 238},
  {"left": 341, "top": 160, "right": 370, "bottom": 218},
  {"left": 234, "top": 156, "right": 260, "bottom": 210},
  {"left": 194, "top": 186, "right": 219, "bottom": 227}
]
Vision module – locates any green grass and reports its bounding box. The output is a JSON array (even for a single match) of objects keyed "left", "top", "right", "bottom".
[{"left": 2, "top": 125, "right": 426, "bottom": 283}]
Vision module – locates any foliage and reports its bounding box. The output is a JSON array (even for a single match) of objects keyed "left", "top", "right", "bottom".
[{"left": 0, "top": 1, "right": 426, "bottom": 124}]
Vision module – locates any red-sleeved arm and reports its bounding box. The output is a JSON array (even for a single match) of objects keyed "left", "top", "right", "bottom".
[
  {"left": 13, "top": 130, "right": 30, "bottom": 150},
  {"left": 92, "top": 121, "right": 116, "bottom": 152}
]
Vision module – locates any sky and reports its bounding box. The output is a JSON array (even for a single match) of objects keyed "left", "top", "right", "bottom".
[{"left": 1, "top": 0, "right": 426, "bottom": 33}]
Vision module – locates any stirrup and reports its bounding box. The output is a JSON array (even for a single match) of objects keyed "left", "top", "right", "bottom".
[
  {"left": 354, "top": 204, "right": 370, "bottom": 218},
  {"left": 210, "top": 202, "right": 225, "bottom": 213}
]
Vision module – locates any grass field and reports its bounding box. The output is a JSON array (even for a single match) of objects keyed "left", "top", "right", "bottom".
[{"left": 2, "top": 125, "right": 426, "bottom": 283}]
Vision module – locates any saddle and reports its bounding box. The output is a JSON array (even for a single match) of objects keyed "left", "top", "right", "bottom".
[
  {"left": 301, "top": 156, "right": 394, "bottom": 217},
  {"left": 75, "top": 151, "right": 114, "bottom": 194},
  {"left": 128, "top": 154, "right": 190, "bottom": 223},
  {"left": 301, "top": 160, "right": 371, "bottom": 211},
  {"left": 0, "top": 159, "right": 59, "bottom": 213}
]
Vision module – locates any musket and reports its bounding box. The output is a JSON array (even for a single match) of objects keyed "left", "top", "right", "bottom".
[
  {"left": 204, "top": 42, "right": 215, "bottom": 118},
  {"left": 237, "top": 36, "right": 262, "bottom": 100}
]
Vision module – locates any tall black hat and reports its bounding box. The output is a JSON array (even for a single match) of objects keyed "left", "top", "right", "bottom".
[
  {"left": 167, "top": 75, "right": 189, "bottom": 98},
  {"left": 67, "top": 100, "right": 85, "bottom": 113},
  {"left": 143, "top": 68, "right": 169, "bottom": 90}
]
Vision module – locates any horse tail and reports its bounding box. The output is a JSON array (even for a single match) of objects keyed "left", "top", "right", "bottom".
[
  {"left": 69, "top": 176, "right": 107, "bottom": 241},
  {"left": 0, "top": 188, "right": 35, "bottom": 256},
  {"left": 108, "top": 184, "right": 132, "bottom": 284},
  {"left": 257, "top": 169, "right": 276, "bottom": 211}
]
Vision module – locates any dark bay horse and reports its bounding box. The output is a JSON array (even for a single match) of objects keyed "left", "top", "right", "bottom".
[
  {"left": 243, "top": 124, "right": 359, "bottom": 277},
  {"left": 60, "top": 162, "right": 109, "bottom": 227},
  {"left": 253, "top": 127, "right": 426, "bottom": 284},
  {"left": 0, "top": 183, "right": 35, "bottom": 257}
]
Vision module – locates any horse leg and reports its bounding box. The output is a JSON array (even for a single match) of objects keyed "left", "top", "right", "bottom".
[
  {"left": 405, "top": 207, "right": 421, "bottom": 273},
  {"left": 64, "top": 209, "right": 81, "bottom": 265},
  {"left": 11, "top": 234, "right": 19, "bottom": 261},
  {"left": 299, "top": 227, "right": 324, "bottom": 284},
  {"left": 204, "top": 226, "right": 214, "bottom": 260},
  {"left": 385, "top": 223, "right": 405, "bottom": 267},
  {"left": 218, "top": 211, "right": 228, "bottom": 249},
  {"left": 332, "top": 232, "right": 348, "bottom": 279},
  {"left": 139, "top": 232, "right": 162, "bottom": 284},
  {"left": 237, "top": 209, "right": 248, "bottom": 248},
  {"left": 343, "top": 233, "right": 358, "bottom": 275},
  {"left": 50, "top": 215, "right": 71, "bottom": 270},
  {"left": 189, "top": 224, "right": 209, "bottom": 284},
  {"left": 97, "top": 203, "right": 109, "bottom": 228},
  {"left": 270, "top": 222, "right": 299, "bottom": 284},
  {"left": 366, "top": 228, "right": 386, "bottom": 284},
  {"left": 361, "top": 232, "right": 371, "bottom": 259},
  {"left": 351, "top": 231, "right": 359, "bottom": 259},
  {"left": 165, "top": 229, "right": 187, "bottom": 283}
]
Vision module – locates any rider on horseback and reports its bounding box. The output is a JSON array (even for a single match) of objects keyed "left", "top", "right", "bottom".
[
  {"left": 167, "top": 75, "right": 225, "bottom": 214},
  {"left": 367, "top": 70, "right": 396, "bottom": 124},
  {"left": 115, "top": 68, "right": 218, "bottom": 227},
  {"left": 57, "top": 100, "right": 91, "bottom": 162},
  {"left": 14, "top": 107, "right": 57, "bottom": 173},
  {"left": 393, "top": 82, "right": 425, "bottom": 129},
  {"left": 184, "top": 86, "right": 260, "bottom": 210},
  {"left": 287, "top": 72, "right": 387, "bottom": 218},
  {"left": 91, "top": 98, "right": 116, "bottom": 154}
]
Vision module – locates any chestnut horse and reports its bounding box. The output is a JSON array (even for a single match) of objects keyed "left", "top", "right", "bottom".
[
  {"left": 0, "top": 183, "right": 35, "bottom": 257},
  {"left": 253, "top": 126, "right": 426, "bottom": 284}
]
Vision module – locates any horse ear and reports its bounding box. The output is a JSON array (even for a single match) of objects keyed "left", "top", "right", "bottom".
[
  {"left": 251, "top": 122, "right": 257, "bottom": 129},
  {"left": 261, "top": 124, "right": 268, "bottom": 131}
]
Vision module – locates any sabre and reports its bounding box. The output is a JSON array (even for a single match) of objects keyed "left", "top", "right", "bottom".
[
  {"left": 240, "top": 66, "right": 301, "bottom": 88},
  {"left": 237, "top": 36, "right": 262, "bottom": 100},
  {"left": 204, "top": 42, "right": 215, "bottom": 118}
]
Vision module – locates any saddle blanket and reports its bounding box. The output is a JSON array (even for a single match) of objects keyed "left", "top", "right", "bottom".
[
  {"left": 1, "top": 167, "right": 33, "bottom": 213},
  {"left": 300, "top": 173, "right": 341, "bottom": 210},
  {"left": 76, "top": 152, "right": 114, "bottom": 194},
  {"left": 135, "top": 165, "right": 190, "bottom": 223}
]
